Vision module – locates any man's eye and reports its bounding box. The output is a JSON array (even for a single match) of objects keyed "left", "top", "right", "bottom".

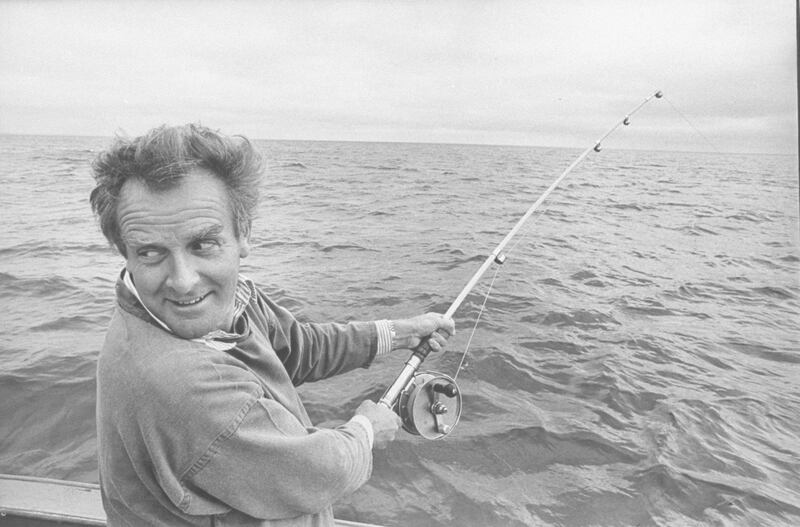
[
  {"left": 137, "top": 248, "right": 163, "bottom": 260},
  {"left": 193, "top": 239, "right": 219, "bottom": 251}
]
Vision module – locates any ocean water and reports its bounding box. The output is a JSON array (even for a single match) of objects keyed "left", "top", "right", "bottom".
[{"left": 0, "top": 134, "right": 798, "bottom": 526}]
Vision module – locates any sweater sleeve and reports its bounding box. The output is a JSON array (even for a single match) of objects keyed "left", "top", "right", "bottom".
[
  {"left": 255, "top": 292, "right": 379, "bottom": 386},
  {"left": 184, "top": 394, "right": 373, "bottom": 520}
]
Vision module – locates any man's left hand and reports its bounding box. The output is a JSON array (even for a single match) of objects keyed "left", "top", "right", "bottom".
[{"left": 391, "top": 313, "right": 455, "bottom": 352}]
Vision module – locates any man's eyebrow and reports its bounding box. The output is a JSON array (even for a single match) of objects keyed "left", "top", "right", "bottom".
[
  {"left": 194, "top": 224, "right": 224, "bottom": 239},
  {"left": 122, "top": 233, "right": 157, "bottom": 248}
]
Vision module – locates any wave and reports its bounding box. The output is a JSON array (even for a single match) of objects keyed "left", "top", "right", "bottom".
[
  {"left": 29, "top": 314, "right": 105, "bottom": 332},
  {"left": 0, "top": 272, "right": 82, "bottom": 297},
  {"left": 0, "top": 242, "right": 111, "bottom": 259},
  {"left": 521, "top": 308, "right": 621, "bottom": 329},
  {"left": 724, "top": 338, "right": 800, "bottom": 364},
  {"left": 608, "top": 203, "right": 645, "bottom": 211},
  {"left": 616, "top": 296, "right": 677, "bottom": 317},
  {"left": 750, "top": 286, "right": 795, "bottom": 300},
  {"left": 254, "top": 240, "right": 374, "bottom": 253},
  {"left": 677, "top": 223, "right": 720, "bottom": 236},
  {"left": 725, "top": 211, "right": 774, "bottom": 223}
]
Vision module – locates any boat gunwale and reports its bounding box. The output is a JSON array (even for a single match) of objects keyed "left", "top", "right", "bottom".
[{"left": 0, "top": 473, "right": 386, "bottom": 527}]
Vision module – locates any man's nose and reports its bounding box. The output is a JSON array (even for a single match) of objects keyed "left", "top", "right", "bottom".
[{"left": 166, "top": 253, "right": 199, "bottom": 294}]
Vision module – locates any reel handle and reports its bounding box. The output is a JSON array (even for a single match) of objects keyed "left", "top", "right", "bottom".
[{"left": 433, "top": 381, "right": 459, "bottom": 398}]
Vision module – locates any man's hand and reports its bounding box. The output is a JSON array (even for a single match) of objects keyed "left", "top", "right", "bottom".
[
  {"left": 355, "top": 400, "right": 402, "bottom": 448},
  {"left": 392, "top": 313, "right": 455, "bottom": 352}
]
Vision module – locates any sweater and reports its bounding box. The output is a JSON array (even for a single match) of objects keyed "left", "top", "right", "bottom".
[{"left": 96, "top": 274, "right": 378, "bottom": 526}]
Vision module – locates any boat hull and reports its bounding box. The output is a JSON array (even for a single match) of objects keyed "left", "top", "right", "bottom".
[{"left": 0, "top": 474, "right": 382, "bottom": 527}]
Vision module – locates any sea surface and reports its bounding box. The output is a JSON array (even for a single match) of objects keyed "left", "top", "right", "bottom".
[{"left": 1, "top": 134, "right": 798, "bottom": 526}]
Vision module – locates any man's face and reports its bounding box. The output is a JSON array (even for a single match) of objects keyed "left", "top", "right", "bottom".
[{"left": 117, "top": 169, "right": 250, "bottom": 339}]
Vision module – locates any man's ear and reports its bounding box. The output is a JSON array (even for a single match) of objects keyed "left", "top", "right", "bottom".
[{"left": 239, "top": 235, "right": 251, "bottom": 258}]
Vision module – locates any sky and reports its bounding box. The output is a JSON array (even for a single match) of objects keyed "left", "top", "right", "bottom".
[{"left": 0, "top": 0, "right": 796, "bottom": 154}]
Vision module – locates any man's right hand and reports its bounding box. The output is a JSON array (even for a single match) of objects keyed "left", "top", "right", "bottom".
[{"left": 355, "top": 400, "right": 402, "bottom": 448}]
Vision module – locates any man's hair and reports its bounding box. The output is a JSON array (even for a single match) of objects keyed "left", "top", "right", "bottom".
[{"left": 90, "top": 124, "right": 263, "bottom": 256}]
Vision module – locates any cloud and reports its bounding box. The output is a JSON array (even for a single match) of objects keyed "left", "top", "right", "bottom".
[{"left": 0, "top": 0, "right": 796, "bottom": 153}]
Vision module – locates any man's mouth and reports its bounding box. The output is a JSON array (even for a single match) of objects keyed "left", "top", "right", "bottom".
[{"left": 170, "top": 293, "right": 209, "bottom": 306}]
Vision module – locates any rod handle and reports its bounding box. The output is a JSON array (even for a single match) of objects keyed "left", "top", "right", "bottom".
[{"left": 411, "top": 328, "right": 451, "bottom": 362}]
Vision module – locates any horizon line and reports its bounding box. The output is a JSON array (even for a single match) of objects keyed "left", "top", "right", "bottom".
[{"left": 0, "top": 131, "right": 794, "bottom": 157}]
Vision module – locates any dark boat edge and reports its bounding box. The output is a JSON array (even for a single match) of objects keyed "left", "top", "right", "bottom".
[{"left": 0, "top": 473, "right": 385, "bottom": 527}]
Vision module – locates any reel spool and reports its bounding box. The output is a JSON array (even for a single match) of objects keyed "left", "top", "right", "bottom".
[{"left": 397, "top": 371, "right": 462, "bottom": 440}]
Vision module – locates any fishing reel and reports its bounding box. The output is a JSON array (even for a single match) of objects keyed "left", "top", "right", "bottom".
[{"left": 397, "top": 371, "right": 462, "bottom": 440}]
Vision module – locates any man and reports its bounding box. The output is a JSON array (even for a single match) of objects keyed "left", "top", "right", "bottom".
[{"left": 90, "top": 124, "right": 454, "bottom": 526}]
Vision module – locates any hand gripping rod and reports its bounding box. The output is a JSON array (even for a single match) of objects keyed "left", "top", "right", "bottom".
[{"left": 379, "top": 90, "right": 663, "bottom": 409}]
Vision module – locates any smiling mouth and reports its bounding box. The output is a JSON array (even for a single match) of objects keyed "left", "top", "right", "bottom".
[{"left": 170, "top": 293, "right": 209, "bottom": 307}]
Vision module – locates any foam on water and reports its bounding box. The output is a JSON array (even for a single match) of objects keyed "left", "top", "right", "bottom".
[{"left": 0, "top": 135, "right": 798, "bottom": 526}]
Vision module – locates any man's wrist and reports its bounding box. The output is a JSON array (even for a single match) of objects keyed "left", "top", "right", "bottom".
[
  {"left": 376, "top": 318, "right": 416, "bottom": 352},
  {"left": 391, "top": 319, "right": 413, "bottom": 350},
  {"left": 387, "top": 320, "right": 396, "bottom": 350},
  {"left": 350, "top": 414, "right": 374, "bottom": 449},
  {"left": 376, "top": 320, "right": 393, "bottom": 355}
]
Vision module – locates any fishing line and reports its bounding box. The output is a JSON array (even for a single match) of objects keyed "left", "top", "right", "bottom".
[
  {"left": 662, "top": 95, "right": 723, "bottom": 154},
  {"left": 452, "top": 264, "right": 500, "bottom": 380}
]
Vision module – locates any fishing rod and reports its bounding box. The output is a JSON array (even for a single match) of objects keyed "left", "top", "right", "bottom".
[{"left": 379, "top": 90, "right": 664, "bottom": 439}]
